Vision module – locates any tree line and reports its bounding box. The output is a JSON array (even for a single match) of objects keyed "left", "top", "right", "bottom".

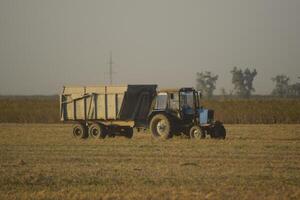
[{"left": 196, "top": 67, "right": 300, "bottom": 98}]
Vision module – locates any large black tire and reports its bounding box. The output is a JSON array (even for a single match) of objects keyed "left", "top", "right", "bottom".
[
  {"left": 189, "top": 125, "right": 205, "bottom": 139},
  {"left": 89, "top": 123, "right": 106, "bottom": 139},
  {"left": 211, "top": 121, "right": 226, "bottom": 139},
  {"left": 72, "top": 123, "right": 88, "bottom": 139},
  {"left": 150, "top": 114, "right": 173, "bottom": 139},
  {"left": 123, "top": 127, "right": 134, "bottom": 139}
]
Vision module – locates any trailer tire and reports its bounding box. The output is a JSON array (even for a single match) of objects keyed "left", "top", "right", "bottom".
[
  {"left": 123, "top": 127, "right": 133, "bottom": 139},
  {"left": 89, "top": 123, "right": 106, "bottom": 139},
  {"left": 150, "top": 114, "right": 173, "bottom": 139},
  {"left": 72, "top": 123, "right": 88, "bottom": 139},
  {"left": 189, "top": 125, "right": 205, "bottom": 139}
]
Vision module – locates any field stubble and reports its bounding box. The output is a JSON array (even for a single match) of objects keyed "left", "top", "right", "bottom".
[{"left": 0, "top": 124, "right": 299, "bottom": 199}]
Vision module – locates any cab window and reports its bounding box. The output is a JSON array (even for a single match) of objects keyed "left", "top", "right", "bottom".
[
  {"left": 169, "top": 93, "right": 179, "bottom": 110},
  {"left": 155, "top": 93, "right": 167, "bottom": 109}
]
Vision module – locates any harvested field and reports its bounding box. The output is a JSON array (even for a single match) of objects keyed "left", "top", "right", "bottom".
[{"left": 0, "top": 124, "right": 299, "bottom": 199}]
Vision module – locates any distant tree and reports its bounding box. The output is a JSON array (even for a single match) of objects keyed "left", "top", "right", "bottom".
[
  {"left": 231, "top": 67, "right": 257, "bottom": 98},
  {"left": 288, "top": 83, "right": 300, "bottom": 96},
  {"left": 196, "top": 71, "right": 218, "bottom": 98},
  {"left": 288, "top": 76, "right": 300, "bottom": 97},
  {"left": 271, "top": 75, "right": 290, "bottom": 97},
  {"left": 296, "top": 77, "right": 300, "bottom": 96}
]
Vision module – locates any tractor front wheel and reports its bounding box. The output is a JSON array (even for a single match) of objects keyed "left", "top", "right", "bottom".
[{"left": 189, "top": 125, "right": 205, "bottom": 139}]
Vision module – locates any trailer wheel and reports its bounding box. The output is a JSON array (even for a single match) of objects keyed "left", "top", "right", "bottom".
[
  {"left": 189, "top": 125, "right": 205, "bottom": 139},
  {"left": 89, "top": 123, "right": 106, "bottom": 139},
  {"left": 72, "top": 123, "right": 88, "bottom": 139},
  {"left": 123, "top": 127, "right": 133, "bottom": 139},
  {"left": 211, "top": 121, "right": 226, "bottom": 139},
  {"left": 150, "top": 114, "right": 173, "bottom": 139}
]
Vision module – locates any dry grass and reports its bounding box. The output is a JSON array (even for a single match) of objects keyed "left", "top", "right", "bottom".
[
  {"left": 202, "top": 99, "right": 300, "bottom": 124},
  {"left": 0, "top": 97, "right": 58, "bottom": 123},
  {"left": 0, "top": 124, "right": 299, "bottom": 199},
  {"left": 1, "top": 96, "right": 300, "bottom": 124}
]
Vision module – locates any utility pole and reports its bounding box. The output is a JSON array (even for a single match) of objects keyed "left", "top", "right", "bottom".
[{"left": 109, "top": 51, "right": 113, "bottom": 85}]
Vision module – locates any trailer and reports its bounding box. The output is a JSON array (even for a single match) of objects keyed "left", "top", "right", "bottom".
[
  {"left": 60, "top": 84, "right": 226, "bottom": 139},
  {"left": 60, "top": 85, "right": 157, "bottom": 138}
]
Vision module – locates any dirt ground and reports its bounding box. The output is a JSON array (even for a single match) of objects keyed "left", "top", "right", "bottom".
[{"left": 0, "top": 124, "right": 299, "bottom": 200}]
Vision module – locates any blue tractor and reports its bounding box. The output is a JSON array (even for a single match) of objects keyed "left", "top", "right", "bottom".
[{"left": 148, "top": 87, "right": 226, "bottom": 139}]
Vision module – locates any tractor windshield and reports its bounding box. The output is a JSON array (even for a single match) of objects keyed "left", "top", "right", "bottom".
[{"left": 180, "top": 91, "right": 195, "bottom": 109}]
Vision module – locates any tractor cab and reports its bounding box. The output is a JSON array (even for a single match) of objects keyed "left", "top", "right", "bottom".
[
  {"left": 178, "top": 88, "right": 199, "bottom": 117},
  {"left": 155, "top": 88, "right": 197, "bottom": 109},
  {"left": 153, "top": 87, "right": 211, "bottom": 123}
]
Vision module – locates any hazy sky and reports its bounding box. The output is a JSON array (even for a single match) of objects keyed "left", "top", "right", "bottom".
[{"left": 0, "top": 0, "right": 299, "bottom": 95}]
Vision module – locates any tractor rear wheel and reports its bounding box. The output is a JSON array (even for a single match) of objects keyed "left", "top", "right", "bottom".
[
  {"left": 189, "top": 125, "right": 205, "bottom": 139},
  {"left": 72, "top": 123, "right": 88, "bottom": 139},
  {"left": 150, "top": 114, "right": 173, "bottom": 139},
  {"left": 89, "top": 123, "right": 106, "bottom": 139}
]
